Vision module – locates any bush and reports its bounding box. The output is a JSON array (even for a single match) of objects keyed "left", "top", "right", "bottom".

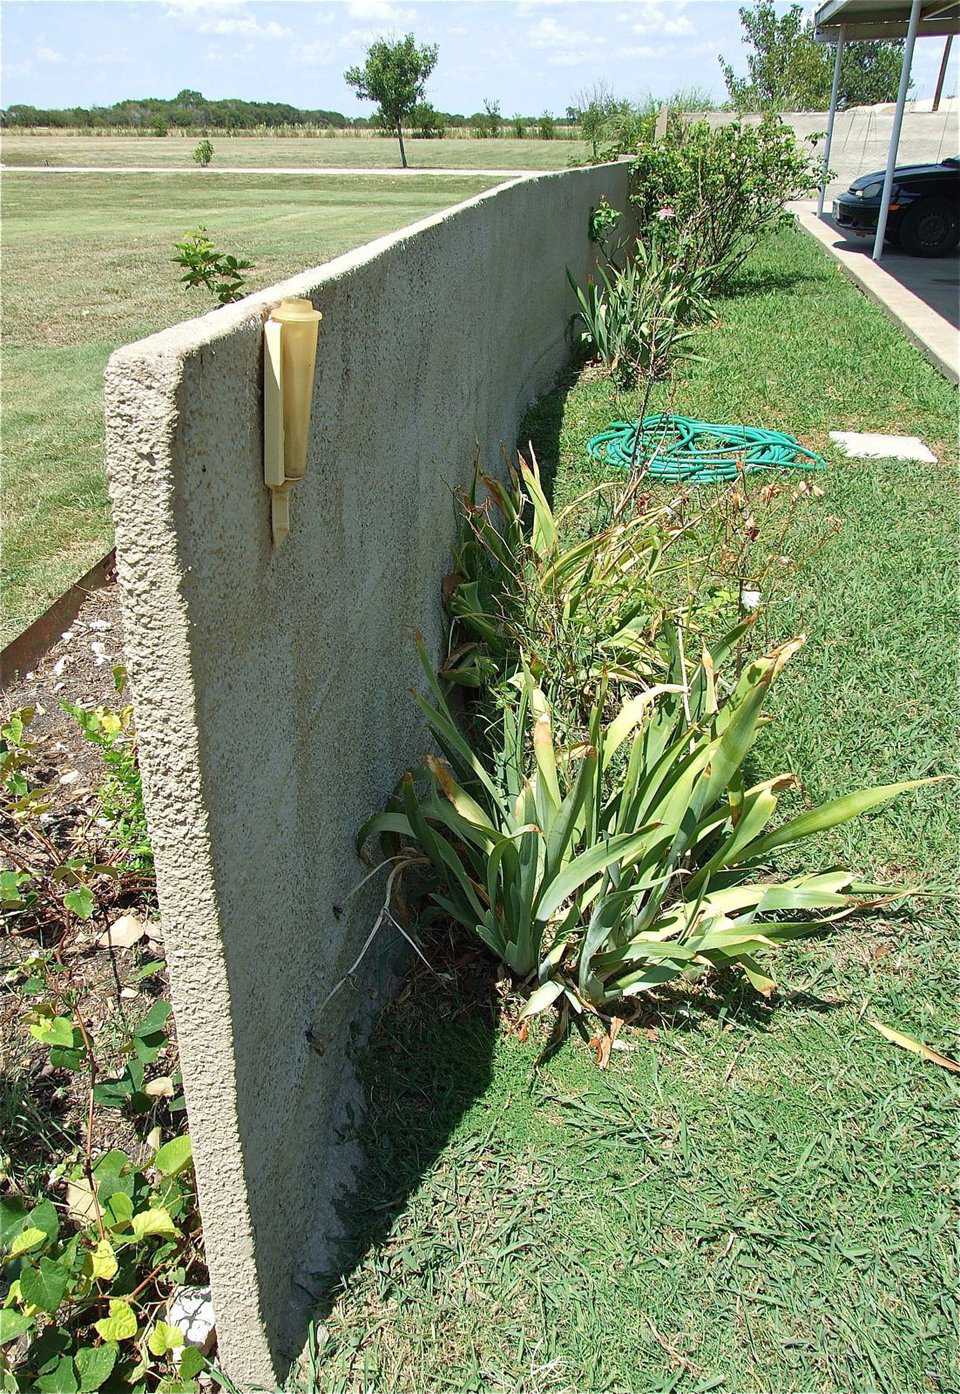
[
  {"left": 410, "top": 102, "right": 445, "bottom": 138},
  {"left": 568, "top": 233, "right": 713, "bottom": 389},
  {"left": 629, "top": 115, "right": 819, "bottom": 290},
  {"left": 191, "top": 138, "right": 213, "bottom": 167},
  {"left": 172, "top": 227, "right": 254, "bottom": 306},
  {"left": 538, "top": 112, "right": 555, "bottom": 140},
  {"left": 483, "top": 99, "right": 502, "bottom": 139},
  {"left": 361, "top": 436, "right": 931, "bottom": 1023},
  {"left": 363, "top": 618, "right": 927, "bottom": 1013},
  {"left": 594, "top": 100, "right": 657, "bottom": 164},
  {"left": 443, "top": 451, "right": 685, "bottom": 732},
  {"left": 0, "top": 703, "right": 205, "bottom": 1390}
]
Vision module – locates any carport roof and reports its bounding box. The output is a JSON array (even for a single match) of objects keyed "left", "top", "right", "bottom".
[{"left": 814, "top": 0, "right": 960, "bottom": 40}]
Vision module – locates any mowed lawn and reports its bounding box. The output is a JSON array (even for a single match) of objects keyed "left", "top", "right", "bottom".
[
  {"left": 0, "top": 133, "right": 578, "bottom": 170},
  {"left": 307, "top": 229, "right": 959, "bottom": 1394},
  {"left": 0, "top": 170, "right": 499, "bottom": 644}
]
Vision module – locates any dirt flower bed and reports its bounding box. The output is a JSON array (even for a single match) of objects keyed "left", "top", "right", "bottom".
[{"left": 1, "top": 587, "right": 212, "bottom": 1392}]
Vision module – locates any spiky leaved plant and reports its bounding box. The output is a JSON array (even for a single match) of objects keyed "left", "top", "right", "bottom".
[{"left": 361, "top": 622, "right": 936, "bottom": 1015}]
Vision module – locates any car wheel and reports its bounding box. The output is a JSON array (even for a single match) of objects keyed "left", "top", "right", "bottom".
[{"left": 898, "top": 197, "right": 960, "bottom": 257}]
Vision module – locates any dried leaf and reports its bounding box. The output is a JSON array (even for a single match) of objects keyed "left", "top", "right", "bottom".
[
  {"left": 98, "top": 915, "right": 145, "bottom": 949},
  {"left": 66, "top": 1179, "right": 99, "bottom": 1224},
  {"left": 869, "top": 1020, "right": 960, "bottom": 1074},
  {"left": 590, "top": 1034, "right": 612, "bottom": 1070}
]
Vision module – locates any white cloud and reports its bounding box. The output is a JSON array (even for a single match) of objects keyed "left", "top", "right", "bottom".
[
  {"left": 344, "top": 0, "right": 414, "bottom": 22},
  {"left": 622, "top": 43, "right": 672, "bottom": 59},
  {"left": 88, "top": 47, "right": 131, "bottom": 65},
  {"left": 164, "top": 0, "right": 246, "bottom": 13},
  {"left": 626, "top": 3, "right": 694, "bottom": 37},
  {"left": 195, "top": 15, "right": 292, "bottom": 36},
  {"left": 165, "top": 1, "right": 291, "bottom": 39},
  {"left": 35, "top": 45, "right": 64, "bottom": 63},
  {"left": 528, "top": 15, "right": 597, "bottom": 58},
  {"left": 294, "top": 39, "right": 336, "bottom": 66}
]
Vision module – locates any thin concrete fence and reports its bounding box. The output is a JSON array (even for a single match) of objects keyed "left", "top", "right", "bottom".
[
  {"left": 687, "top": 107, "right": 958, "bottom": 196},
  {"left": 105, "top": 162, "right": 633, "bottom": 1386}
]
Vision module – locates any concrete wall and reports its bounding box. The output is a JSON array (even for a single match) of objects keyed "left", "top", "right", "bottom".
[
  {"left": 104, "top": 162, "right": 632, "bottom": 1388},
  {"left": 692, "top": 107, "right": 959, "bottom": 197}
]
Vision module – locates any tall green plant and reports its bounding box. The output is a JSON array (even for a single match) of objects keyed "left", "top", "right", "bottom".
[
  {"left": 629, "top": 116, "right": 819, "bottom": 291},
  {"left": 172, "top": 227, "right": 253, "bottom": 306},
  {"left": 444, "top": 451, "right": 688, "bottom": 730},
  {"left": 568, "top": 233, "right": 713, "bottom": 388},
  {"left": 362, "top": 622, "right": 933, "bottom": 1016}
]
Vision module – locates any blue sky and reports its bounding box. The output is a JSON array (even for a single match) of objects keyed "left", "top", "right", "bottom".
[{"left": 2, "top": 1, "right": 957, "bottom": 116}]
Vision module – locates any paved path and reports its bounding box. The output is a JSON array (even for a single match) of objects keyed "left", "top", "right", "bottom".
[
  {"left": 1, "top": 164, "right": 537, "bottom": 178},
  {"left": 793, "top": 200, "right": 958, "bottom": 385}
]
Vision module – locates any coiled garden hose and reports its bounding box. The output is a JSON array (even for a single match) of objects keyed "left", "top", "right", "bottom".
[{"left": 586, "top": 414, "right": 827, "bottom": 485}]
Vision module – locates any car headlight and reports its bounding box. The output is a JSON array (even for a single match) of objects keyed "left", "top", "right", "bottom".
[{"left": 855, "top": 181, "right": 886, "bottom": 199}]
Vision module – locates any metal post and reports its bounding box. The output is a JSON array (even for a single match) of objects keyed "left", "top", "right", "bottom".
[
  {"left": 818, "top": 24, "right": 846, "bottom": 216},
  {"left": 872, "top": 0, "right": 922, "bottom": 261},
  {"left": 932, "top": 34, "right": 953, "bottom": 111}
]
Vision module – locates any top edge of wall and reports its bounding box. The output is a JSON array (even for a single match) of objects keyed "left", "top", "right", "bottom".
[{"left": 107, "top": 163, "right": 626, "bottom": 370}]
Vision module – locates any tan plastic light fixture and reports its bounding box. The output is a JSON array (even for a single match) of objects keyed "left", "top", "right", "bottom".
[{"left": 263, "top": 297, "right": 322, "bottom": 544}]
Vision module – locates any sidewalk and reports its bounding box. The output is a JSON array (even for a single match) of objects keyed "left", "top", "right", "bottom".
[{"left": 1, "top": 164, "right": 537, "bottom": 178}]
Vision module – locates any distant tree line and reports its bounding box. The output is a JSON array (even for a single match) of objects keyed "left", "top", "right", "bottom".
[
  {"left": 0, "top": 89, "right": 352, "bottom": 130},
  {"left": 0, "top": 87, "right": 578, "bottom": 135}
]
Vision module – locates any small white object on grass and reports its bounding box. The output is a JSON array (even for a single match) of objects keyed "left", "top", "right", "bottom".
[
  {"left": 741, "top": 589, "right": 761, "bottom": 611},
  {"left": 829, "top": 431, "right": 937, "bottom": 464}
]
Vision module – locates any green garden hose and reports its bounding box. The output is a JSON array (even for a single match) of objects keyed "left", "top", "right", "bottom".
[{"left": 586, "top": 414, "right": 827, "bottom": 485}]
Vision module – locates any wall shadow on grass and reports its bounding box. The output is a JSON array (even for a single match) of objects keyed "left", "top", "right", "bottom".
[
  {"left": 302, "top": 929, "right": 500, "bottom": 1327},
  {"left": 719, "top": 263, "right": 824, "bottom": 301},
  {"left": 518, "top": 361, "right": 582, "bottom": 505}
]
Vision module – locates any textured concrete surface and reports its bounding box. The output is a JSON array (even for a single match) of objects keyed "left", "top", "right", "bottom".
[
  {"left": 696, "top": 107, "right": 958, "bottom": 197},
  {"left": 104, "top": 162, "right": 632, "bottom": 1387},
  {"left": 794, "top": 200, "right": 959, "bottom": 383},
  {"left": 829, "top": 430, "right": 939, "bottom": 461}
]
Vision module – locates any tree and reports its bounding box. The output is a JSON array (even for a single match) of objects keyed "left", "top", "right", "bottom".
[
  {"left": 344, "top": 34, "right": 438, "bottom": 168},
  {"left": 482, "top": 98, "right": 502, "bottom": 138},
  {"left": 720, "top": 1, "right": 905, "bottom": 112},
  {"left": 411, "top": 102, "right": 445, "bottom": 138},
  {"left": 573, "top": 81, "right": 617, "bottom": 160}
]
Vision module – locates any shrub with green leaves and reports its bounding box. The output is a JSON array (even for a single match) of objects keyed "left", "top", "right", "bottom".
[
  {"left": 172, "top": 228, "right": 253, "bottom": 307},
  {"left": 191, "top": 138, "right": 213, "bottom": 167},
  {"left": 628, "top": 115, "right": 819, "bottom": 291},
  {"left": 62, "top": 669, "right": 151, "bottom": 873},
  {"left": 444, "top": 451, "right": 688, "bottom": 736},
  {"left": 2, "top": 965, "right": 202, "bottom": 1392},
  {"left": 363, "top": 617, "right": 932, "bottom": 1018},
  {"left": 568, "top": 233, "right": 714, "bottom": 388},
  {"left": 1, "top": 679, "right": 152, "bottom": 926},
  {"left": 0, "top": 698, "right": 209, "bottom": 1385}
]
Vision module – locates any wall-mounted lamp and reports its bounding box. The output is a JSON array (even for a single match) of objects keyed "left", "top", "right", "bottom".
[{"left": 263, "top": 297, "right": 322, "bottom": 545}]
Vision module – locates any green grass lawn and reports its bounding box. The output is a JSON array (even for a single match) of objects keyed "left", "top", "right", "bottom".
[
  {"left": 0, "top": 171, "right": 498, "bottom": 645},
  {"left": 303, "top": 227, "right": 959, "bottom": 1394},
  {"left": 0, "top": 133, "right": 578, "bottom": 170}
]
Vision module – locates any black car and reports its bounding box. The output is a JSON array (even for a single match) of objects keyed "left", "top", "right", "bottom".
[{"left": 832, "top": 156, "right": 960, "bottom": 256}]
